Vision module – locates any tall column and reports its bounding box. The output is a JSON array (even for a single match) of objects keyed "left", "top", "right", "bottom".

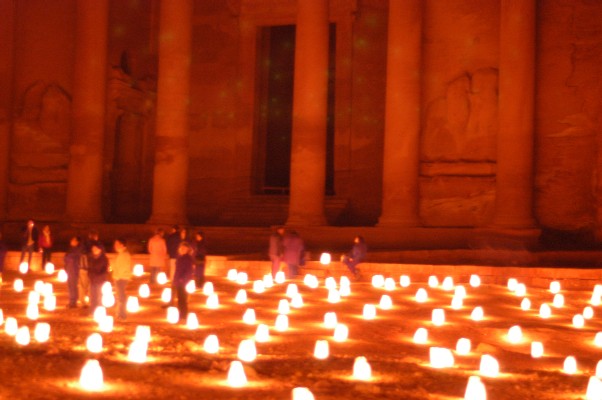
[
  {"left": 493, "top": 0, "right": 536, "bottom": 228},
  {"left": 147, "top": 0, "right": 192, "bottom": 225},
  {"left": 65, "top": 0, "right": 109, "bottom": 222},
  {"left": 378, "top": 0, "right": 422, "bottom": 227},
  {"left": 0, "top": 0, "right": 15, "bottom": 221},
  {"left": 287, "top": 0, "right": 329, "bottom": 226}
]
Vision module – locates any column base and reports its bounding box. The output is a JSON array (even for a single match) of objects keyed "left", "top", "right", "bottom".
[
  {"left": 65, "top": 212, "right": 104, "bottom": 224},
  {"left": 286, "top": 213, "right": 328, "bottom": 227},
  {"left": 377, "top": 214, "right": 420, "bottom": 228},
  {"left": 147, "top": 213, "right": 188, "bottom": 226},
  {"left": 491, "top": 216, "right": 537, "bottom": 230}
]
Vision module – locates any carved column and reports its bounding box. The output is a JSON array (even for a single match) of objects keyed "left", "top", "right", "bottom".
[
  {"left": 378, "top": 0, "right": 422, "bottom": 227},
  {"left": 493, "top": 0, "right": 536, "bottom": 228},
  {"left": 287, "top": 0, "right": 329, "bottom": 226},
  {"left": 147, "top": 0, "right": 192, "bottom": 225},
  {"left": 0, "top": 0, "right": 15, "bottom": 221},
  {"left": 65, "top": 0, "right": 109, "bottom": 222}
]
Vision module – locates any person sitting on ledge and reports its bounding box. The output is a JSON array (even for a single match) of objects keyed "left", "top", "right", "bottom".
[{"left": 341, "top": 236, "right": 367, "bottom": 279}]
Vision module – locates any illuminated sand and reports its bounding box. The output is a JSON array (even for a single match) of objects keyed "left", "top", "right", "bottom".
[{"left": 0, "top": 267, "right": 601, "bottom": 399}]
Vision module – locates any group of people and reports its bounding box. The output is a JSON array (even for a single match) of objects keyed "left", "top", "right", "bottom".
[{"left": 19, "top": 219, "right": 54, "bottom": 269}]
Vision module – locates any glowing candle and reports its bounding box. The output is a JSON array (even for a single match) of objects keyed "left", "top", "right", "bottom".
[
  {"left": 253, "top": 280, "right": 265, "bottom": 293},
  {"left": 236, "top": 272, "right": 248, "bottom": 285},
  {"left": 204, "top": 334, "right": 219, "bottom": 354},
  {"left": 584, "top": 306, "right": 595, "bottom": 320},
  {"left": 319, "top": 252, "right": 331, "bottom": 265},
  {"left": 399, "top": 275, "right": 411, "bottom": 287},
  {"left": 43, "top": 295, "right": 56, "bottom": 311},
  {"left": 19, "top": 262, "right": 28, "bottom": 274},
  {"left": 263, "top": 274, "right": 274, "bottom": 288},
  {"left": 34, "top": 322, "right": 50, "bottom": 343},
  {"left": 227, "top": 269, "right": 238, "bottom": 280},
  {"left": 340, "top": 276, "right": 351, "bottom": 288},
  {"left": 327, "top": 289, "right": 341, "bottom": 303},
  {"left": 206, "top": 293, "right": 219, "bottom": 309},
  {"left": 57, "top": 269, "right": 68, "bottom": 282},
  {"left": 573, "top": 314, "right": 585, "bottom": 328},
  {"left": 596, "top": 360, "right": 602, "bottom": 378},
  {"left": 187, "top": 313, "right": 199, "bottom": 330},
  {"left": 101, "top": 282, "right": 112, "bottom": 296},
  {"left": 292, "top": 387, "right": 315, "bottom": 400},
  {"left": 28, "top": 291, "right": 40, "bottom": 305},
  {"left": 80, "top": 360, "right": 104, "bottom": 391},
  {"left": 44, "top": 262, "right": 55, "bottom": 275},
  {"left": 586, "top": 376, "right": 602, "bottom": 400},
  {"left": 333, "top": 323, "right": 349, "bottom": 342},
  {"left": 243, "top": 308, "right": 256, "bottom": 325},
  {"left": 479, "top": 354, "right": 499, "bottom": 377},
  {"left": 0, "top": 309, "right": 3, "bottom": 325},
  {"left": 255, "top": 324, "right": 270, "bottom": 343},
  {"left": 227, "top": 361, "right": 247, "bottom": 387},
  {"left": 128, "top": 339, "right": 148, "bottom": 363},
  {"left": 275, "top": 271, "right": 286, "bottom": 284},
  {"left": 432, "top": 309, "right": 445, "bottom": 326},
  {"left": 138, "top": 284, "right": 150, "bottom": 298},
  {"left": 595, "top": 332, "right": 602, "bottom": 347},
  {"left": 185, "top": 280, "right": 196, "bottom": 294},
  {"left": 451, "top": 296, "right": 463, "bottom": 310},
  {"left": 384, "top": 278, "right": 396, "bottom": 291},
  {"left": 278, "top": 299, "right": 290, "bottom": 314},
  {"left": 471, "top": 307, "right": 484, "bottom": 321},
  {"left": 98, "top": 316, "right": 113, "bottom": 333},
  {"left": 232, "top": 290, "right": 246, "bottom": 305},
  {"left": 441, "top": 277, "right": 454, "bottom": 291},
  {"left": 507, "top": 325, "right": 523, "bottom": 343},
  {"left": 371, "top": 275, "right": 385, "bottom": 288},
  {"left": 15, "top": 326, "right": 30, "bottom": 345},
  {"left": 352, "top": 356, "right": 372, "bottom": 380},
  {"left": 464, "top": 376, "right": 486, "bottom": 400},
  {"left": 4, "top": 317, "right": 17, "bottom": 336},
  {"left": 135, "top": 325, "right": 151, "bottom": 343},
  {"left": 428, "top": 276, "right": 439, "bottom": 288},
  {"left": 314, "top": 340, "right": 329, "bottom": 359},
  {"left": 413, "top": 327, "right": 428, "bottom": 344},
  {"left": 275, "top": 314, "right": 289, "bottom": 332},
  {"left": 550, "top": 281, "right": 561, "bottom": 294},
  {"left": 454, "top": 285, "right": 467, "bottom": 298},
  {"left": 101, "top": 292, "right": 115, "bottom": 308},
  {"left": 415, "top": 288, "right": 428, "bottom": 303},
  {"left": 202, "top": 281, "right": 214, "bottom": 295},
  {"left": 429, "top": 347, "right": 454, "bottom": 368},
  {"left": 552, "top": 293, "right": 565, "bottom": 308},
  {"left": 563, "top": 356, "right": 578, "bottom": 374},
  {"left": 86, "top": 333, "right": 103, "bottom": 353},
  {"left": 157, "top": 272, "right": 168, "bottom": 285},
  {"left": 456, "top": 338, "right": 471, "bottom": 355},
  {"left": 291, "top": 293, "right": 304, "bottom": 308},
  {"left": 325, "top": 277, "right": 337, "bottom": 290},
  {"left": 339, "top": 284, "right": 351, "bottom": 297},
  {"left": 26, "top": 304, "right": 39, "bottom": 320},
  {"left": 13, "top": 279, "right": 23, "bottom": 293},
  {"left": 93, "top": 307, "right": 106, "bottom": 323},
  {"left": 379, "top": 295, "right": 393, "bottom": 310},
  {"left": 166, "top": 307, "right": 179, "bottom": 324},
  {"left": 126, "top": 296, "right": 140, "bottom": 313},
  {"left": 507, "top": 278, "right": 518, "bottom": 292},
  {"left": 363, "top": 304, "right": 377, "bottom": 320},
  {"left": 531, "top": 341, "right": 544, "bottom": 358},
  {"left": 514, "top": 283, "right": 527, "bottom": 297},
  {"left": 324, "top": 312, "right": 337, "bottom": 329},
  {"left": 133, "top": 264, "right": 144, "bottom": 277},
  {"left": 303, "top": 274, "right": 319, "bottom": 289},
  {"left": 521, "top": 298, "right": 531, "bottom": 311},
  {"left": 539, "top": 303, "right": 552, "bottom": 319},
  {"left": 469, "top": 274, "right": 481, "bottom": 288},
  {"left": 237, "top": 339, "right": 257, "bottom": 362}
]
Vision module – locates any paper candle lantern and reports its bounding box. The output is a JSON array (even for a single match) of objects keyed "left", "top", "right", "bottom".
[
  {"left": 185, "top": 280, "right": 196, "bottom": 294},
  {"left": 43, "top": 295, "right": 56, "bottom": 311},
  {"left": 531, "top": 341, "right": 544, "bottom": 358},
  {"left": 166, "top": 307, "right": 179, "bottom": 324},
  {"left": 15, "top": 326, "right": 30, "bottom": 346},
  {"left": 127, "top": 339, "right": 148, "bottom": 363},
  {"left": 263, "top": 274, "right": 274, "bottom": 288},
  {"left": 79, "top": 360, "right": 104, "bottom": 391},
  {"left": 187, "top": 313, "right": 199, "bottom": 330},
  {"left": 584, "top": 306, "right": 595, "bottom": 320},
  {"left": 507, "top": 278, "right": 518, "bottom": 292},
  {"left": 563, "top": 356, "right": 578, "bottom": 374},
  {"left": 333, "top": 323, "right": 349, "bottom": 342},
  {"left": 161, "top": 288, "right": 172, "bottom": 303},
  {"left": 539, "top": 303, "right": 552, "bottom": 319},
  {"left": 237, "top": 339, "right": 257, "bottom": 362},
  {"left": 292, "top": 387, "right": 315, "bottom": 400},
  {"left": 93, "top": 307, "right": 106, "bottom": 323},
  {"left": 57, "top": 269, "right": 68, "bottom": 282},
  {"left": 324, "top": 312, "right": 337, "bottom": 329},
  {"left": 278, "top": 299, "right": 291, "bottom": 314},
  {"left": 34, "top": 322, "right": 50, "bottom": 343},
  {"left": 4, "top": 317, "right": 17, "bottom": 336},
  {"left": 203, "top": 281, "right": 214, "bottom": 295},
  {"left": 514, "top": 283, "right": 527, "bottom": 297},
  {"left": 325, "top": 277, "right": 337, "bottom": 290},
  {"left": 26, "top": 304, "right": 39, "bottom": 320},
  {"left": 371, "top": 275, "right": 385, "bottom": 288},
  {"left": 126, "top": 296, "right": 140, "bottom": 313},
  {"left": 595, "top": 332, "right": 602, "bottom": 347},
  {"left": 573, "top": 314, "right": 585, "bottom": 328},
  {"left": 138, "top": 284, "right": 150, "bottom": 298},
  {"left": 550, "top": 281, "right": 561, "bottom": 294},
  {"left": 451, "top": 296, "right": 463, "bottom": 310},
  {"left": 428, "top": 276, "right": 439, "bottom": 288},
  {"left": 275, "top": 314, "right": 289, "bottom": 332},
  {"left": 415, "top": 288, "right": 428, "bottom": 303},
  {"left": 399, "top": 275, "right": 411, "bottom": 287},
  {"left": 521, "top": 298, "right": 531, "bottom": 311},
  {"left": 28, "top": 291, "right": 40, "bottom": 305},
  {"left": 235, "top": 289, "right": 247, "bottom": 304},
  {"left": 45, "top": 262, "right": 55, "bottom": 275},
  {"left": 363, "top": 304, "right": 377, "bottom": 320},
  {"left": 464, "top": 376, "right": 486, "bottom": 400},
  {"left": 253, "top": 280, "right": 265, "bottom": 293},
  {"left": 135, "top": 325, "right": 151, "bottom": 343},
  {"left": 586, "top": 376, "right": 602, "bottom": 400},
  {"left": 98, "top": 316, "right": 113, "bottom": 333},
  {"left": 471, "top": 307, "right": 484, "bottom": 321},
  {"left": 133, "top": 264, "right": 144, "bottom": 277},
  {"left": 379, "top": 295, "right": 393, "bottom": 310},
  {"left": 314, "top": 340, "right": 329, "bottom": 359},
  {"left": 479, "top": 354, "right": 499, "bottom": 378},
  {"left": 553, "top": 293, "right": 565, "bottom": 308},
  {"left": 469, "top": 274, "right": 481, "bottom": 288},
  {"left": 456, "top": 338, "right": 471, "bottom": 355},
  {"left": 384, "top": 278, "right": 396, "bottom": 291},
  {"left": 319, "top": 252, "right": 331, "bottom": 265},
  {"left": 432, "top": 309, "right": 445, "bottom": 326},
  {"left": 236, "top": 272, "right": 248, "bottom": 285},
  {"left": 204, "top": 334, "right": 219, "bottom": 354},
  {"left": 227, "top": 269, "right": 238, "bottom": 280},
  {"left": 352, "top": 356, "right": 372, "bottom": 380},
  {"left": 327, "top": 289, "right": 341, "bottom": 303},
  {"left": 243, "top": 308, "right": 256, "bottom": 325},
  {"left": 413, "top": 328, "right": 428, "bottom": 344},
  {"left": 507, "top": 325, "right": 523, "bottom": 343},
  {"left": 441, "top": 277, "right": 454, "bottom": 291},
  {"left": 101, "top": 292, "right": 115, "bottom": 308},
  {"left": 86, "top": 333, "right": 103, "bottom": 353},
  {"left": 291, "top": 293, "right": 304, "bottom": 308},
  {"left": 19, "top": 262, "right": 28, "bottom": 274},
  {"left": 13, "top": 279, "right": 24, "bottom": 293},
  {"left": 227, "top": 361, "right": 247, "bottom": 387},
  {"left": 274, "top": 271, "right": 286, "bottom": 284},
  {"left": 206, "top": 293, "right": 219, "bottom": 309},
  {"left": 255, "top": 324, "right": 270, "bottom": 343},
  {"left": 157, "top": 272, "right": 168, "bottom": 285},
  {"left": 429, "top": 347, "right": 454, "bottom": 369},
  {"left": 339, "top": 284, "right": 351, "bottom": 297}
]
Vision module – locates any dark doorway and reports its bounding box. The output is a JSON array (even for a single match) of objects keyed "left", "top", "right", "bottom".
[{"left": 255, "top": 24, "right": 335, "bottom": 195}]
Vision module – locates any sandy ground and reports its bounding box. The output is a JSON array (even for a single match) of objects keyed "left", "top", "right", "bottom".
[{"left": 0, "top": 265, "right": 600, "bottom": 399}]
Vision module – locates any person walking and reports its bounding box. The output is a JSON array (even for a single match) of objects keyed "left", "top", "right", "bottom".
[
  {"left": 64, "top": 236, "right": 84, "bottom": 308},
  {"left": 112, "top": 238, "right": 132, "bottom": 321},
  {"left": 268, "top": 226, "right": 285, "bottom": 278},
  {"left": 147, "top": 228, "right": 167, "bottom": 284},
  {"left": 86, "top": 242, "right": 109, "bottom": 315},
  {"left": 173, "top": 242, "right": 194, "bottom": 322},
  {"left": 165, "top": 225, "right": 181, "bottom": 281},
  {"left": 192, "top": 230, "right": 207, "bottom": 288},
  {"left": 20, "top": 219, "right": 38, "bottom": 268},
  {"left": 282, "top": 230, "right": 305, "bottom": 279},
  {"left": 38, "top": 224, "right": 53, "bottom": 268}
]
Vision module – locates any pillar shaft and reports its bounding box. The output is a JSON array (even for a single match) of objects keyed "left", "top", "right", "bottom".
[
  {"left": 494, "top": 0, "right": 536, "bottom": 228},
  {"left": 287, "top": 0, "right": 329, "bottom": 226},
  {"left": 378, "top": 0, "right": 422, "bottom": 227},
  {"left": 65, "top": 0, "right": 109, "bottom": 222},
  {"left": 0, "top": 0, "right": 15, "bottom": 221},
  {"left": 148, "top": 0, "right": 193, "bottom": 225}
]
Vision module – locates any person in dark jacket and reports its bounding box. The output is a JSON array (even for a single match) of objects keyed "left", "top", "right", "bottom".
[
  {"left": 165, "top": 225, "right": 181, "bottom": 280},
  {"left": 282, "top": 230, "right": 305, "bottom": 279},
  {"left": 174, "top": 242, "right": 195, "bottom": 321},
  {"left": 341, "top": 235, "right": 367, "bottom": 278},
  {"left": 20, "top": 219, "right": 39, "bottom": 267},
  {"left": 38, "top": 224, "right": 53, "bottom": 268},
  {"left": 64, "top": 236, "right": 84, "bottom": 308},
  {"left": 0, "top": 231, "right": 8, "bottom": 279},
  {"left": 192, "top": 230, "right": 207, "bottom": 287},
  {"left": 268, "top": 226, "right": 285, "bottom": 278},
  {"left": 86, "top": 242, "right": 109, "bottom": 315}
]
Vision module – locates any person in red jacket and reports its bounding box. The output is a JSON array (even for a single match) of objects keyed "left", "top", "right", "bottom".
[{"left": 38, "top": 224, "right": 53, "bottom": 268}]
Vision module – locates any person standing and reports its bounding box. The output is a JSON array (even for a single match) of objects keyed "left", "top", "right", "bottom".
[
  {"left": 282, "top": 230, "right": 305, "bottom": 279},
  {"left": 38, "top": 224, "right": 53, "bottom": 268},
  {"left": 0, "top": 232, "right": 7, "bottom": 281},
  {"left": 20, "top": 219, "right": 39, "bottom": 267},
  {"left": 147, "top": 228, "right": 167, "bottom": 284},
  {"left": 165, "top": 225, "right": 181, "bottom": 281},
  {"left": 192, "top": 230, "right": 206, "bottom": 287},
  {"left": 341, "top": 235, "right": 367, "bottom": 278},
  {"left": 86, "top": 243, "right": 109, "bottom": 315},
  {"left": 64, "top": 236, "right": 84, "bottom": 308},
  {"left": 112, "top": 238, "right": 132, "bottom": 321},
  {"left": 268, "top": 226, "right": 285, "bottom": 278},
  {"left": 173, "top": 242, "right": 194, "bottom": 322}
]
